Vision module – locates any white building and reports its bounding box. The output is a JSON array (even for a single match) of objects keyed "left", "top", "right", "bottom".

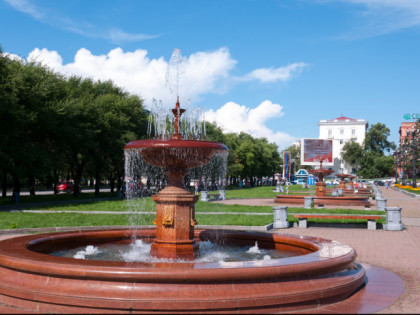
[{"left": 318, "top": 116, "right": 367, "bottom": 175}]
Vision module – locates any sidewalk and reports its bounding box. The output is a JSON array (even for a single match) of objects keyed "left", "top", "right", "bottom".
[
  {"left": 270, "top": 187, "right": 420, "bottom": 313},
  {"left": 214, "top": 187, "right": 420, "bottom": 313},
  {"left": 380, "top": 186, "right": 420, "bottom": 226}
]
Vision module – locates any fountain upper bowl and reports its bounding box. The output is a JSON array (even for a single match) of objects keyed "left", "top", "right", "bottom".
[{"left": 124, "top": 139, "right": 228, "bottom": 170}]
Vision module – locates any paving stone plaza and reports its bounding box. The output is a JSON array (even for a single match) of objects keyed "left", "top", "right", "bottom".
[{"left": 0, "top": 186, "right": 419, "bottom": 313}]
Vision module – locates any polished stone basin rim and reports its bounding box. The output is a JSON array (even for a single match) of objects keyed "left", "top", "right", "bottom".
[{"left": 0, "top": 229, "right": 357, "bottom": 282}]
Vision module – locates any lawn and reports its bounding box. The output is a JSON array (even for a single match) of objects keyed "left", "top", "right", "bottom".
[
  {"left": 0, "top": 186, "right": 385, "bottom": 230},
  {"left": 222, "top": 185, "right": 315, "bottom": 198}
]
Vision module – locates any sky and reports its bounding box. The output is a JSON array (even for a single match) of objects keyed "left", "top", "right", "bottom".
[{"left": 1, "top": 0, "right": 420, "bottom": 152}]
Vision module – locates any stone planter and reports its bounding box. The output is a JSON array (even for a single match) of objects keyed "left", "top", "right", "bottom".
[
  {"left": 273, "top": 206, "right": 289, "bottom": 228},
  {"left": 384, "top": 207, "right": 404, "bottom": 231}
]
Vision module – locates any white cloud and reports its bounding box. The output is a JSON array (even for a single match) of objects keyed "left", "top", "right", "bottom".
[
  {"left": 1, "top": 52, "right": 24, "bottom": 62},
  {"left": 4, "top": 0, "right": 45, "bottom": 19},
  {"left": 328, "top": 0, "right": 420, "bottom": 36},
  {"left": 4, "top": 0, "right": 158, "bottom": 43},
  {"left": 244, "top": 63, "right": 308, "bottom": 83},
  {"left": 26, "top": 47, "right": 238, "bottom": 108},
  {"left": 205, "top": 100, "right": 296, "bottom": 151},
  {"left": 22, "top": 47, "right": 301, "bottom": 150},
  {"left": 107, "top": 29, "right": 160, "bottom": 44}
]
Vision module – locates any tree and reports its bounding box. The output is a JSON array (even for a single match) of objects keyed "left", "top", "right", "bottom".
[
  {"left": 364, "top": 122, "right": 395, "bottom": 154},
  {"left": 358, "top": 153, "right": 395, "bottom": 178},
  {"left": 341, "top": 122, "right": 396, "bottom": 178},
  {"left": 341, "top": 140, "right": 364, "bottom": 173},
  {"left": 1, "top": 58, "right": 67, "bottom": 197},
  {"left": 0, "top": 47, "right": 17, "bottom": 197}
]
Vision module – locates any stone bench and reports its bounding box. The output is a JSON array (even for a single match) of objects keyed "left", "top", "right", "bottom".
[
  {"left": 201, "top": 190, "right": 226, "bottom": 202},
  {"left": 208, "top": 194, "right": 220, "bottom": 201},
  {"left": 293, "top": 214, "right": 383, "bottom": 230}
]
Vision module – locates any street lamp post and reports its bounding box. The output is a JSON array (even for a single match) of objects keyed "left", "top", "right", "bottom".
[
  {"left": 402, "top": 147, "right": 406, "bottom": 184},
  {"left": 394, "top": 149, "right": 400, "bottom": 184},
  {"left": 412, "top": 126, "right": 418, "bottom": 188}
]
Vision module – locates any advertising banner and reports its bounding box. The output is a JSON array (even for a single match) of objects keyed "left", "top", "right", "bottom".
[{"left": 301, "top": 139, "right": 333, "bottom": 166}]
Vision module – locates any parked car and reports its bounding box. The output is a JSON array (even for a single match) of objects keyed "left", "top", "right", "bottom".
[{"left": 56, "top": 181, "right": 75, "bottom": 193}]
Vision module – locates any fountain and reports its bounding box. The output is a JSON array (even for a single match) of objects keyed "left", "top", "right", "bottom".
[
  {"left": 336, "top": 172, "right": 350, "bottom": 189},
  {"left": 334, "top": 174, "right": 373, "bottom": 196},
  {"left": 124, "top": 96, "right": 228, "bottom": 260},
  {"left": 0, "top": 97, "right": 370, "bottom": 313},
  {"left": 275, "top": 158, "right": 372, "bottom": 207},
  {"left": 308, "top": 158, "right": 334, "bottom": 197},
  {"left": 0, "top": 50, "right": 392, "bottom": 313}
]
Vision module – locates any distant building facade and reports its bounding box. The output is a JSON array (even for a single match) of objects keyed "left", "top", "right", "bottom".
[
  {"left": 318, "top": 116, "right": 368, "bottom": 175},
  {"left": 396, "top": 122, "right": 419, "bottom": 179},
  {"left": 399, "top": 122, "right": 416, "bottom": 147}
]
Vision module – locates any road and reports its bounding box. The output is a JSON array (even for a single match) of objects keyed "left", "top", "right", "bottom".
[{"left": 3, "top": 188, "right": 112, "bottom": 197}]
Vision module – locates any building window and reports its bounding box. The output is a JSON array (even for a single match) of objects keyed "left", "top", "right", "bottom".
[
  {"left": 340, "top": 139, "right": 344, "bottom": 145},
  {"left": 340, "top": 129, "right": 344, "bottom": 136},
  {"left": 328, "top": 129, "right": 332, "bottom": 138}
]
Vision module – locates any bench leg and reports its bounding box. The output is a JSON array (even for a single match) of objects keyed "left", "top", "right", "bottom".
[
  {"left": 298, "top": 218, "right": 308, "bottom": 228},
  {"left": 368, "top": 220, "right": 376, "bottom": 230}
]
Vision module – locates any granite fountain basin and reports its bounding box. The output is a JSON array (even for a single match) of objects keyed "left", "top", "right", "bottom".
[{"left": 0, "top": 228, "right": 365, "bottom": 313}]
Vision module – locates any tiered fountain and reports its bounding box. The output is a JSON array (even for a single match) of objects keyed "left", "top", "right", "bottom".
[
  {"left": 125, "top": 96, "right": 228, "bottom": 260},
  {"left": 336, "top": 172, "right": 350, "bottom": 189}
]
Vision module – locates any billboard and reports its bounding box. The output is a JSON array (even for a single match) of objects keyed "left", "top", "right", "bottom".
[{"left": 301, "top": 139, "right": 333, "bottom": 166}]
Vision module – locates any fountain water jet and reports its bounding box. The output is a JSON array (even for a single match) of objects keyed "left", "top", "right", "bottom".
[{"left": 125, "top": 96, "right": 228, "bottom": 260}]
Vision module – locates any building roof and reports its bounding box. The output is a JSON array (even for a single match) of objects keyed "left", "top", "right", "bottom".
[
  {"left": 327, "top": 116, "right": 356, "bottom": 122},
  {"left": 318, "top": 116, "right": 367, "bottom": 125}
]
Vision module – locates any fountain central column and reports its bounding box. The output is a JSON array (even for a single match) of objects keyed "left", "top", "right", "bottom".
[
  {"left": 315, "top": 180, "right": 327, "bottom": 197},
  {"left": 150, "top": 186, "right": 198, "bottom": 260}
]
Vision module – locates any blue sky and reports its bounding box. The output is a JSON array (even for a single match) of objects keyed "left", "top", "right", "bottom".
[{"left": 1, "top": 0, "right": 420, "bottom": 151}]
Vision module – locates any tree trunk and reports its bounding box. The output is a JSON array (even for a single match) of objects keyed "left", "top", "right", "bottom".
[
  {"left": 29, "top": 175, "right": 36, "bottom": 196},
  {"left": 53, "top": 169, "right": 58, "bottom": 195},
  {"left": 73, "top": 166, "right": 83, "bottom": 198},
  {"left": 109, "top": 173, "right": 115, "bottom": 193},
  {"left": 2, "top": 170, "right": 7, "bottom": 198}
]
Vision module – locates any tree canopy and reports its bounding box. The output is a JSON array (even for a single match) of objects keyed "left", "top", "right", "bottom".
[
  {"left": 0, "top": 54, "right": 148, "bottom": 197},
  {"left": 341, "top": 122, "right": 396, "bottom": 178}
]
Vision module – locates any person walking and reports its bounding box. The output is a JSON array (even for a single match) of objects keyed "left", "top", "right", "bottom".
[
  {"left": 12, "top": 182, "right": 21, "bottom": 205},
  {"left": 194, "top": 180, "right": 199, "bottom": 195}
]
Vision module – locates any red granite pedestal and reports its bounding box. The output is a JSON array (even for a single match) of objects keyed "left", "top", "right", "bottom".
[{"left": 150, "top": 185, "right": 199, "bottom": 260}]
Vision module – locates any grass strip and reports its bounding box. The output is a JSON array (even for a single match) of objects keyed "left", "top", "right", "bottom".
[
  {"left": 0, "top": 192, "right": 117, "bottom": 206},
  {"left": 223, "top": 186, "right": 315, "bottom": 198},
  {"left": 287, "top": 215, "right": 386, "bottom": 224}
]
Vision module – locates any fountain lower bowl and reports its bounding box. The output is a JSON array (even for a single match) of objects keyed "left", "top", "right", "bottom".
[{"left": 0, "top": 228, "right": 365, "bottom": 313}]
